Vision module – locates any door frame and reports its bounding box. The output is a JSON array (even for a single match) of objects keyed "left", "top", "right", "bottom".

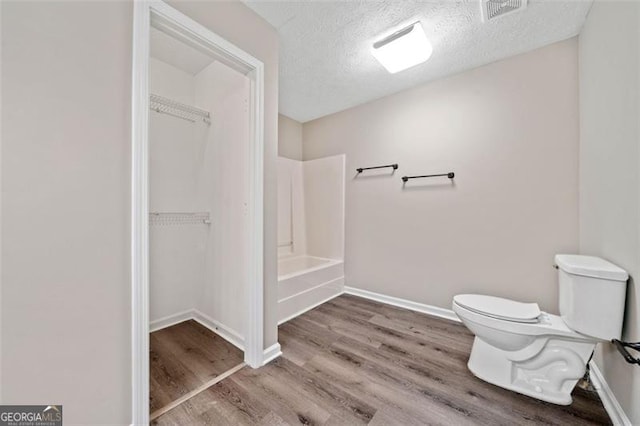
[{"left": 131, "top": 1, "right": 265, "bottom": 423}]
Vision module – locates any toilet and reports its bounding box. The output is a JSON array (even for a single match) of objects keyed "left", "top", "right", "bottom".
[{"left": 452, "top": 254, "right": 628, "bottom": 405}]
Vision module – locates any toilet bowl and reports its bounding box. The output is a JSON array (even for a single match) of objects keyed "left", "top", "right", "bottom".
[
  {"left": 453, "top": 295, "right": 596, "bottom": 405},
  {"left": 453, "top": 255, "right": 628, "bottom": 405}
]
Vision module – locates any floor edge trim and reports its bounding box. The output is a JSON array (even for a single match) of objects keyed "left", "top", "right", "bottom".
[
  {"left": 262, "top": 342, "right": 282, "bottom": 365},
  {"left": 150, "top": 362, "right": 246, "bottom": 421}
]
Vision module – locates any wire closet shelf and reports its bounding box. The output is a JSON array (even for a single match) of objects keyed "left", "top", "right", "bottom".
[
  {"left": 149, "top": 93, "right": 211, "bottom": 124},
  {"left": 149, "top": 212, "right": 211, "bottom": 226}
]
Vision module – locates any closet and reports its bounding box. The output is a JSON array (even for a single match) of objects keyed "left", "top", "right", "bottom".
[{"left": 147, "top": 25, "right": 251, "bottom": 418}]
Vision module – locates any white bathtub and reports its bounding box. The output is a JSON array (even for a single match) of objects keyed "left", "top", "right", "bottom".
[{"left": 277, "top": 255, "right": 344, "bottom": 324}]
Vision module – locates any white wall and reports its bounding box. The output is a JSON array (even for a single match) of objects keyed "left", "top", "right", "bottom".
[
  {"left": 1, "top": 2, "right": 132, "bottom": 423},
  {"left": 278, "top": 114, "right": 303, "bottom": 160},
  {"left": 304, "top": 155, "right": 345, "bottom": 260},
  {"left": 194, "top": 61, "right": 250, "bottom": 338},
  {"left": 303, "top": 38, "right": 579, "bottom": 313},
  {"left": 1, "top": 1, "right": 278, "bottom": 423},
  {"left": 579, "top": 2, "right": 640, "bottom": 423},
  {"left": 149, "top": 58, "right": 202, "bottom": 323}
]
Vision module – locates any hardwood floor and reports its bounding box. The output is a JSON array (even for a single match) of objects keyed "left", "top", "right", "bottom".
[
  {"left": 150, "top": 320, "right": 245, "bottom": 414},
  {"left": 153, "top": 295, "right": 612, "bottom": 425}
]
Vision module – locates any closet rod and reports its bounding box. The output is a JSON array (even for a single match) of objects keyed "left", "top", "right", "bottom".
[{"left": 149, "top": 212, "right": 211, "bottom": 226}]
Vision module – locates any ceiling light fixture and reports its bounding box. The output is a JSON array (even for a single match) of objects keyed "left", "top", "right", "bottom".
[{"left": 371, "top": 22, "right": 433, "bottom": 74}]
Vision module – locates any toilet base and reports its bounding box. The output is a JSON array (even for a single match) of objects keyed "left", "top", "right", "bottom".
[{"left": 467, "top": 336, "right": 596, "bottom": 405}]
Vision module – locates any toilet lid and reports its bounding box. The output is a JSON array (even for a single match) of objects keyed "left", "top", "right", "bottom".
[{"left": 454, "top": 294, "right": 541, "bottom": 323}]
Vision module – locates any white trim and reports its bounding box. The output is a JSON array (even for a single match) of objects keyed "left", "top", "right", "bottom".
[
  {"left": 245, "top": 59, "right": 266, "bottom": 369},
  {"left": 149, "top": 310, "right": 244, "bottom": 350},
  {"left": 150, "top": 362, "right": 246, "bottom": 421},
  {"left": 131, "top": 2, "right": 150, "bottom": 425},
  {"left": 344, "top": 286, "right": 461, "bottom": 323},
  {"left": 278, "top": 288, "right": 344, "bottom": 325},
  {"left": 589, "top": 361, "right": 632, "bottom": 426},
  {"left": 131, "top": 2, "right": 265, "bottom": 424},
  {"left": 0, "top": 0, "right": 4, "bottom": 403},
  {"left": 149, "top": 309, "right": 194, "bottom": 333},
  {"left": 278, "top": 276, "right": 344, "bottom": 304},
  {"left": 193, "top": 310, "right": 245, "bottom": 351},
  {"left": 262, "top": 343, "right": 282, "bottom": 365}
]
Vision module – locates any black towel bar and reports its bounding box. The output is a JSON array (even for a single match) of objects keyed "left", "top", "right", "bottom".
[
  {"left": 356, "top": 164, "right": 398, "bottom": 173},
  {"left": 612, "top": 339, "right": 640, "bottom": 365},
  {"left": 402, "top": 172, "right": 455, "bottom": 182}
]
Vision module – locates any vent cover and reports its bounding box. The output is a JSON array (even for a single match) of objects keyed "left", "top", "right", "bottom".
[{"left": 481, "top": 0, "right": 527, "bottom": 21}]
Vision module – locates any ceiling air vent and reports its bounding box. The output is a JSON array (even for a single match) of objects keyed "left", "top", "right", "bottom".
[{"left": 481, "top": 0, "right": 527, "bottom": 22}]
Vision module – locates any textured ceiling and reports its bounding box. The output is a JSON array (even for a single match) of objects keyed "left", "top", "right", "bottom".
[{"left": 244, "top": 0, "right": 593, "bottom": 122}]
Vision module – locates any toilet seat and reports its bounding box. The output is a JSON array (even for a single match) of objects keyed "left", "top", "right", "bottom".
[
  {"left": 452, "top": 299, "right": 592, "bottom": 341},
  {"left": 453, "top": 294, "right": 541, "bottom": 323}
]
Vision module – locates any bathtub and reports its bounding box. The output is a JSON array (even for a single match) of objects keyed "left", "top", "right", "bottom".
[{"left": 277, "top": 255, "right": 344, "bottom": 324}]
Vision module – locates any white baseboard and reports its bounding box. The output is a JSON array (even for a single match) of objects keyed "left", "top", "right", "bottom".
[
  {"left": 149, "top": 310, "right": 280, "bottom": 372},
  {"left": 150, "top": 309, "right": 245, "bottom": 351},
  {"left": 193, "top": 309, "right": 245, "bottom": 351},
  {"left": 589, "top": 361, "right": 632, "bottom": 426},
  {"left": 262, "top": 342, "right": 282, "bottom": 365},
  {"left": 149, "top": 309, "right": 194, "bottom": 332},
  {"left": 344, "top": 286, "right": 461, "bottom": 323}
]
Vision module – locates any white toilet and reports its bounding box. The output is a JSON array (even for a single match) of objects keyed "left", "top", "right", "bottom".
[{"left": 452, "top": 254, "right": 628, "bottom": 405}]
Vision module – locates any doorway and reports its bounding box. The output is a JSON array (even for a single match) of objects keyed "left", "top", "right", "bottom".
[{"left": 131, "top": 2, "right": 265, "bottom": 424}]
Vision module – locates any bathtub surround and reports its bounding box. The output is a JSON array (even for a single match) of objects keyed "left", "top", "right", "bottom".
[
  {"left": 277, "top": 155, "right": 346, "bottom": 323},
  {"left": 1, "top": 1, "right": 278, "bottom": 423},
  {"left": 579, "top": 1, "right": 640, "bottom": 424},
  {"left": 277, "top": 157, "right": 306, "bottom": 258},
  {"left": 277, "top": 116, "right": 309, "bottom": 257},
  {"left": 278, "top": 257, "right": 344, "bottom": 323},
  {"left": 278, "top": 155, "right": 346, "bottom": 261},
  {"left": 304, "top": 38, "right": 579, "bottom": 316}
]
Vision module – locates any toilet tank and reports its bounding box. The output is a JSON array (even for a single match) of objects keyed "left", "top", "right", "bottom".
[{"left": 556, "top": 254, "right": 628, "bottom": 340}]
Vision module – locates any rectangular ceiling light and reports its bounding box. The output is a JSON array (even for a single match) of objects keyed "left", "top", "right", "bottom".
[{"left": 372, "top": 22, "right": 433, "bottom": 74}]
